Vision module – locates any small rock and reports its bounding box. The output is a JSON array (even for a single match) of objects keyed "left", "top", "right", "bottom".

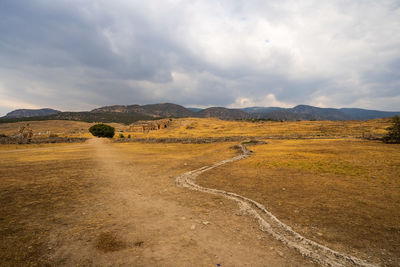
[
  {"left": 181, "top": 217, "right": 186, "bottom": 220},
  {"left": 203, "top": 221, "right": 210, "bottom": 225},
  {"left": 191, "top": 224, "right": 196, "bottom": 230},
  {"left": 269, "top": 247, "right": 274, "bottom": 250},
  {"left": 184, "top": 163, "right": 188, "bottom": 166},
  {"left": 282, "top": 188, "right": 286, "bottom": 191},
  {"left": 277, "top": 251, "right": 284, "bottom": 257},
  {"left": 317, "top": 232, "right": 323, "bottom": 236}
]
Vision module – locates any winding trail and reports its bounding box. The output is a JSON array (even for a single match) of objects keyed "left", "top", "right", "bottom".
[{"left": 175, "top": 144, "right": 378, "bottom": 267}]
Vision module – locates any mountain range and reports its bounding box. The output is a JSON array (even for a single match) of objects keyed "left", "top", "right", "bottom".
[
  {"left": 4, "top": 108, "right": 60, "bottom": 118},
  {"left": 1, "top": 103, "right": 399, "bottom": 124},
  {"left": 90, "top": 103, "right": 400, "bottom": 121}
]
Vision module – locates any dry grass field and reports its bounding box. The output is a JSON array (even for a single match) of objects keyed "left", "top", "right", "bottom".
[
  {"left": 124, "top": 118, "right": 392, "bottom": 139},
  {"left": 199, "top": 139, "right": 400, "bottom": 266},
  {"left": 0, "top": 139, "right": 313, "bottom": 266},
  {"left": 0, "top": 117, "right": 392, "bottom": 140},
  {"left": 0, "top": 118, "right": 398, "bottom": 266},
  {"left": 0, "top": 120, "right": 126, "bottom": 138}
]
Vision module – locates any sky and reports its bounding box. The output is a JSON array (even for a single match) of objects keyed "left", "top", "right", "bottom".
[{"left": 0, "top": 0, "right": 399, "bottom": 116}]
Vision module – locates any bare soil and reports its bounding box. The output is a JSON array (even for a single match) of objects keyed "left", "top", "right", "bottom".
[{"left": 0, "top": 139, "right": 314, "bottom": 266}]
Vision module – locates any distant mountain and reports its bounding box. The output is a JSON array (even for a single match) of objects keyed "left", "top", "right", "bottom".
[
  {"left": 241, "top": 105, "right": 399, "bottom": 121},
  {"left": 197, "top": 107, "right": 251, "bottom": 120},
  {"left": 339, "top": 108, "right": 400, "bottom": 120},
  {"left": 2, "top": 103, "right": 399, "bottom": 124},
  {"left": 241, "top": 107, "right": 285, "bottom": 114},
  {"left": 92, "top": 104, "right": 252, "bottom": 120},
  {"left": 187, "top": 107, "right": 203, "bottom": 112},
  {"left": 92, "top": 103, "right": 195, "bottom": 118},
  {"left": 289, "top": 105, "right": 351, "bottom": 120},
  {"left": 86, "top": 103, "right": 400, "bottom": 121},
  {"left": 4, "top": 108, "right": 60, "bottom": 118},
  {"left": 0, "top": 111, "right": 155, "bottom": 125}
]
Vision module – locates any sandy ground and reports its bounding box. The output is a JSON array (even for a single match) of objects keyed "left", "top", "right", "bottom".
[{"left": 1, "top": 138, "right": 316, "bottom": 266}]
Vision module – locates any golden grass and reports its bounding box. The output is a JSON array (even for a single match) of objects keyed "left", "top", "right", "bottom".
[
  {"left": 198, "top": 139, "right": 400, "bottom": 266},
  {"left": 0, "top": 118, "right": 397, "bottom": 265},
  {"left": 122, "top": 118, "right": 392, "bottom": 139},
  {"left": 0, "top": 117, "right": 392, "bottom": 140},
  {"left": 0, "top": 120, "right": 126, "bottom": 138},
  {"left": 0, "top": 143, "right": 74, "bottom": 151}
]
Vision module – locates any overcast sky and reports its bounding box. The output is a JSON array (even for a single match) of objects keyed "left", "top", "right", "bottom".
[{"left": 0, "top": 0, "right": 399, "bottom": 115}]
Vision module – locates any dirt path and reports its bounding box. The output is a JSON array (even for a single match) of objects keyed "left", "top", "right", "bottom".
[
  {"left": 175, "top": 144, "right": 378, "bottom": 267},
  {"left": 3, "top": 138, "right": 368, "bottom": 266},
  {"left": 73, "top": 138, "right": 317, "bottom": 266}
]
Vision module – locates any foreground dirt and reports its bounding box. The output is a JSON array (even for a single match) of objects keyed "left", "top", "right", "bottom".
[{"left": 0, "top": 139, "right": 315, "bottom": 266}]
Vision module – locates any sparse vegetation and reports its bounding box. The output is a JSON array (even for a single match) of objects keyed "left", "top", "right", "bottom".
[
  {"left": 89, "top": 124, "right": 115, "bottom": 138},
  {"left": 0, "top": 111, "right": 159, "bottom": 125},
  {"left": 1, "top": 118, "right": 399, "bottom": 265},
  {"left": 199, "top": 138, "right": 400, "bottom": 265},
  {"left": 382, "top": 115, "right": 400, "bottom": 143}
]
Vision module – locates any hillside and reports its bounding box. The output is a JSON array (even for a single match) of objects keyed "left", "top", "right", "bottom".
[
  {"left": 91, "top": 103, "right": 195, "bottom": 118},
  {"left": 0, "top": 112, "right": 156, "bottom": 125},
  {"left": 4, "top": 108, "right": 60, "bottom": 118},
  {"left": 243, "top": 105, "right": 399, "bottom": 121},
  {"left": 339, "top": 108, "right": 400, "bottom": 120},
  {"left": 59, "top": 103, "right": 400, "bottom": 121},
  {"left": 3, "top": 103, "right": 399, "bottom": 123},
  {"left": 197, "top": 107, "right": 251, "bottom": 120}
]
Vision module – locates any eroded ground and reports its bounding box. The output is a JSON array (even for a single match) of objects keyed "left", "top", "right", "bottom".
[{"left": 0, "top": 139, "right": 314, "bottom": 266}]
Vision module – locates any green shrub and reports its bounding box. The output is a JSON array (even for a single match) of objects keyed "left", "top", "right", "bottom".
[
  {"left": 119, "top": 133, "right": 125, "bottom": 138},
  {"left": 383, "top": 115, "right": 400, "bottom": 143},
  {"left": 127, "top": 134, "right": 131, "bottom": 139},
  {"left": 89, "top": 124, "right": 115, "bottom": 138}
]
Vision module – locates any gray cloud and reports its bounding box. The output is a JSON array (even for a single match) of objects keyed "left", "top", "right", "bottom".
[{"left": 0, "top": 0, "right": 399, "bottom": 116}]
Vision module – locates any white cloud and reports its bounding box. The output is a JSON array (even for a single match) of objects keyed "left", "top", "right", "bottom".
[
  {"left": 0, "top": 0, "right": 399, "bottom": 115},
  {"left": 231, "top": 93, "right": 293, "bottom": 108},
  {"left": 0, "top": 83, "right": 42, "bottom": 111}
]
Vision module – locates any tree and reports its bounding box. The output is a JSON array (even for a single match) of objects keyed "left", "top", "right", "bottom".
[
  {"left": 89, "top": 124, "right": 115, "bottom": 138},
  {"left": 383, "top": 115, "right": 400, "bottom": 143}
]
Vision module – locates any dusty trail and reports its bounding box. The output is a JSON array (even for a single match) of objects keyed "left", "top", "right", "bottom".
[
  {"left": 80, "top": 138, "right": 313, "bottom": 266},
  {"left": 175, "top": 144, "right": 378, "bottom": 267}
]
